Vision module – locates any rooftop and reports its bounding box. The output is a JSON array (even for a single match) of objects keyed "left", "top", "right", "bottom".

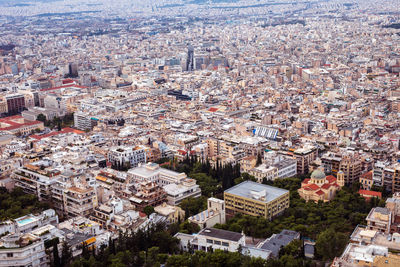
[
  {"left": 224, "top": 181, "right": 289, "bottom": 203},
  {"left": 198, "top": 228, "right": 243, "bottom": 242}
]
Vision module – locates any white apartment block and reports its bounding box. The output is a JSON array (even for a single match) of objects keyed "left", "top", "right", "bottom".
[
  {"left": 0, "top": 233, "right": 48, "bottom": 267},
  {"left": 128, "top": 163, "right": 201, "bottom": 204},
  {"left": 108, "top": 146, "right": 147, "bottom": 168}
]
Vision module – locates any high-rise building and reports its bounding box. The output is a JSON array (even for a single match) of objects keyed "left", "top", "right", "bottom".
[
  {"left": 6, "top": 94, "right": 25, "bottom": 115},
  {"left": 186, "top": 45, "right": 194, "bottom": 71},
  {"left": 68, "top": 63, "right": 78, "bottom": 77}
]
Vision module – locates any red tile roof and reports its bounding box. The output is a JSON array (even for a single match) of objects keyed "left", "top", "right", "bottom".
[
  {"left": 208, "top": 107, "right": 218, "bottom": 112},
  {"left": 305, "top": 184, "right": 319, "bottom": 191},
  {"left": 326, "top": 175, "right": 336, "bottom": 183},
  {"left": 360, "top": 171, "right": 373, "bottom": 181},
  {"left": 302, "top": 178, "right": 310, "bottom": 184},
  {"left": 321, "top": 183, "right": 332, "bottom": 190},
  {"left": 0, "top": 116, "right": 43, "bottom": 131},
  {"left": 359, "top": 189, "right": 382, "bottom": 198},
  {"left": 30, "top": 127, "right": 84, "bottom": 140},
  {"left": 315, "top": 190, "right": 325, "bottom": 196}
]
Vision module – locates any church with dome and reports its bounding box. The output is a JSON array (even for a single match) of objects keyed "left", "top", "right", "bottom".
[{"left": 298, "top": 168, "right": 345, "bottom": 202}]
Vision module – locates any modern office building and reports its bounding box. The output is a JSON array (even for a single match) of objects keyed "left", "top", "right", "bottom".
[{"left": 224, "top": 181, "right": 289, "bottom": 220}]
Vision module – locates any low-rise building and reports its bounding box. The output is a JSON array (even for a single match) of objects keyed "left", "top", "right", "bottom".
[
  {"left": 0, "top": 115, "right": 44, "bottom": 135},
  {"left": 298, "top": 169, "right": 344, "bottom": 202},
  {"left": 366, "top": 207, "right": 391, "bottom": 234},
  {"left": 154, "top": 202, "right": 185, "bottom": 224},
  {"left": 360, "top": 171, "right": 373, "bottom": 190},
  {"left": 181, "top": 227, "right": 246, "bottom": 252},
  {"left": 189, "top": 197, "right": 226, "bottom": 229},
  {"left": 248, "top": 164, "right": 278, "bottom": 182},
  {"left": 224, "top": 181, "right": 289, "bottom": 220},
  {"left": 260, "top": 230, "right": 300, "bottom": 258}
]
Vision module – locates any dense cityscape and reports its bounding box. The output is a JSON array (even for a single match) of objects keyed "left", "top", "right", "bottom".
[{"left": 0, "top": 0, "right": 400, "bottom": 266}]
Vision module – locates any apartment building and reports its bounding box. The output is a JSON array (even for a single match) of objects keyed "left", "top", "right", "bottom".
[
  {"left": 128, "top": 163, "right": 201, "bottom": 204},
  {"left": 206, "top": 138, "right": 245, "bottom": 163},
  {"left": 130, "top": 181, "right": 166, "bottom": 211},
  {"left": 339, "top": 154, "right": 362, "bottom": 186},
  {"left": 74, "top": 112, "right": 97, "bottom": 131},
  {"left": 5, "top": 94, "right": 25, "bottom": 115},
  {"left": 321, "top": 151, "right": 342, "bottom": 176},
  {"left": 108, "top": 146, "right": 147, "bottom": 169},
  {"left": 373, "top": 161, "right": 388, "bottom": 187},
  {"left": 366, "top": 207, "right": 392, "bottom": 234},
  {"left": 13, "top": 161, "right": 61, "bottom": 201},
  {"left": 224, "top": 181, "right": 289, "bottom": 220},
  {"left": 0, "top": 233, "right": 48, "bottom": 267},
  {"left": 248, "top": 164, "right": 278, "bottom": 182},
  {"left": 293, "top": 145, "right": 318, "bottom": 175},
  {"left": 91, "top": 197, "right": 126, "bottom": 230},
  {"left": 163, "top": 179, "right": 201, "bottom": 205}
]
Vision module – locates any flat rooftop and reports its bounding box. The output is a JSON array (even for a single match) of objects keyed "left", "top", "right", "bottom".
[
  {"left": 199, "top": 228, "right": 243, "bottom": 242},
  {"left": 224, "top": 181, "right": 289, "bottom": 203}
]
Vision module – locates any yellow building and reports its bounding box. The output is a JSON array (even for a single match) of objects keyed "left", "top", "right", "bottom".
[
  {"left": 224, "top": 181, "right": 289, "bottom": 220},
  {"left": 154, "top": 202, "right": 185, "bottom": 224}
]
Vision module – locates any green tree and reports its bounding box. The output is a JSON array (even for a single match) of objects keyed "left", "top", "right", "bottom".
[
  {"left": 52, "top": 243, "right": 60, "bottom": 267},
  {"left": 37, "top": 113, "right": 46, "bottom": 122},
  {"left": 256, "top": 153, "right": 263, "bottom": 166},
  {"left": 316, "top": 228, "right": 348, "bottom": 260},
  {"left": 179, "top": 196, "right": 207, "bottom": 219},
  {"left": 179, "top": 220, "right": 200, "bottom": 234},
  {"left": 60, "top": 242, "right": 72, "bottom": 266},
  {"left": 143, "top": 206, "right": 155, "bottom": 217}
]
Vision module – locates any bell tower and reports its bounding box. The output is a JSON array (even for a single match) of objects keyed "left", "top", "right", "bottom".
[{"left": 337, "top": 171, "right": 345, "bottom": 187}]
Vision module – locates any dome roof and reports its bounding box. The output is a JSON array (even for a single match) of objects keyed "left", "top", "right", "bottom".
[{"left": 311, "top": 169, "right": 326, "bottom": 180}]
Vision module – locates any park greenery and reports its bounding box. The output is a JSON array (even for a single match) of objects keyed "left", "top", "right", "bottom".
[
  {"left": 160, "top": 156, "right": 385, "bottom": 261},
  {"left": 214, "top": 177, "right": 385, "bottom": 260},
  {"left": 0, "top": 187, "right": 50, "bottom": 221},
  {"left": 2, "top": 155, "right": 384, "bottom": 266},
  {"left": 64, "top": 221, "right": 311, "bottom": 267},
  {"left": 36, "top": 113, "right": 74, "bottom": 130}
]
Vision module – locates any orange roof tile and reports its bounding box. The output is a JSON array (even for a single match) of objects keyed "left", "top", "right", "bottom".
[
  {"left": 326, "top": 175, "right": 336, "bottom": 183},
  {"left": 321, "top": 183, "right": 332, "bottom": 189},
  {"left": 306, "top": 184, "right": 319, "bottom": 190},
  {"left": 359, "top": 189, "right": 382, "bottom": 198}
]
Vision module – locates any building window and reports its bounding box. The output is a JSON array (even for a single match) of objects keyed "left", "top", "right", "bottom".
[
  {"left": 222, "top": 242, "right": 229, "bottom": 247},
  {"left": 7, "top": 253, "right": 13, "bottom": 257},
  {"left": 206, "top": 239, "right": 213, "bottom": 244},
  {"left": 214, "top": 241, "right": 221, "bottom": 245}
]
